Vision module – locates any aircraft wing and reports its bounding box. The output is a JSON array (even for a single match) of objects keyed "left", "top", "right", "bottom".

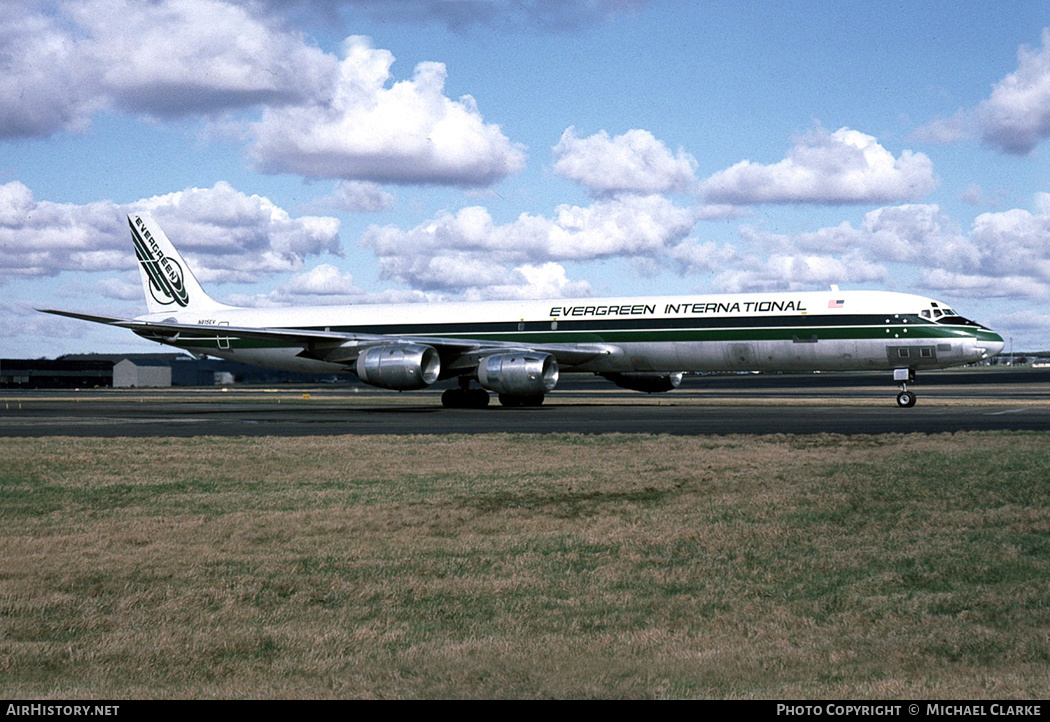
[
  {"left": 39, "top": 309, "right": 132, "bottom": 325},
  {"left": 38, "top": 311, "right": 619, "bottom": 369}
]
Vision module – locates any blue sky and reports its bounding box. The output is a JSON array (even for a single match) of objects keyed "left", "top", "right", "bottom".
[{"left": 5, "top": 0, "right": 1050, "bottom": 357}]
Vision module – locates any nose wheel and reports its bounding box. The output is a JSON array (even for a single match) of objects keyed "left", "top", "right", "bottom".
[{"left": 894, "top": 368, "right": 917, "bottom": 408}]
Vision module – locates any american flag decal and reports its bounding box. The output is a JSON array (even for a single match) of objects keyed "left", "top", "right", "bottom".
[{"left": 828, "top": 299, "right": 845, "bottom": 308}]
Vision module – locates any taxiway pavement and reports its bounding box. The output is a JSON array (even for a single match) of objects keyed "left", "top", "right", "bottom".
[{"left": 2, "top": 370, "right": 1048, "bottom": 436}]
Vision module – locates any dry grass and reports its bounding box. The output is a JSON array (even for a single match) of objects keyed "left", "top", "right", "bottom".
[{"left": 1, "top": 433, "right": 1049, "bottom": 698}]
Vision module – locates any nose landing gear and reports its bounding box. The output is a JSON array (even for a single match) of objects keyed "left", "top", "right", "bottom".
[{"left": 894, "top": 368, "right": 916, "bottom": 408}]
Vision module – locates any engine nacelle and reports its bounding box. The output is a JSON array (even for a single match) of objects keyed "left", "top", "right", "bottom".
[
  {"left": 602, "top": 371, "right": 684, "bottom": 393},
  {"left": 356, "top": 344, "right": 441, "bottom": 390},
  {"left": 477, "top": 352, "right": 559, "bottom": 396}
]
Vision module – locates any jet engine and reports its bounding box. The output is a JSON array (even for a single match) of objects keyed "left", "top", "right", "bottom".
[
  {"left": 356, "top": 344, "right": 441, "bottom": 390},
  {"left": 601, "top": 371, "right": 684, "bottom": 393},
  {"left": 477, "top": 352, "right": 559, "bottom": 396}
]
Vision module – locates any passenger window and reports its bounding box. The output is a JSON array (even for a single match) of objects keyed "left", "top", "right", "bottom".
[
  {"left": 920, "top": 348, "right": 932, "bottom": 358},
  {"left": 897, "top": 348, "right": 910, "bottom": 358}
]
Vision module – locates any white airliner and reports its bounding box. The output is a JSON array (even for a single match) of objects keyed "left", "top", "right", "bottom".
[{"left": 42, "top": 212, "right": 1005, "bottom": 408}]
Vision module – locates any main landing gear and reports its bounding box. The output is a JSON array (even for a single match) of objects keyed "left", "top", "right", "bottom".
[
  {"left": 894, "top": 368, "right": 917, "bottom": 408},
  {"left": 441, "top": 377, "right": 490, "bottom": 409},
  {"left": 440, "top": 378, "right": 546, "bottom": 408}
]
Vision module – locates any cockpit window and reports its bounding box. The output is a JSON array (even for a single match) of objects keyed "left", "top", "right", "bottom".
[
  {"left": 935, "top": 313, "right": 981, "bottom": 327},
  {"left": 927, "top": 303, "right": 985, "bottom": 328}
]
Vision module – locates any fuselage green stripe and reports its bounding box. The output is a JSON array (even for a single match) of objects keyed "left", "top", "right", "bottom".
[{"left": 168, "top": 319, "right": 989, "bottom": 351}]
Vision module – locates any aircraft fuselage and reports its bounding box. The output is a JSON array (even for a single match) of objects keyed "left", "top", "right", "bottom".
[{"left": 141, "top": 289, "right": 1003, "bottom": 377}]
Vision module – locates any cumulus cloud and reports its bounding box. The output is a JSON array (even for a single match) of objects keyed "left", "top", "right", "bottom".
[
  {"left": 0, "top": 0, "right": 334, "bottom": 137},
  {"left": 920, "top": 269, "right": 1048, "bottom": 301},
  {"left": 911, "top": 111, "right": 975, "bottom": 145},
  {"left": 74, "top": 0, "right": 335, "bottom": 117},
  {"left": 552, "top": 127, "right": 698, "bottom": 196},
  {"left": 711, "top": 253, "right": 886, "bottom": 294},
  {"left": 0, "top": 4, "right": 101, "bottom": 137},
  {"left": 359, "top": 191, "right": 698, "bottom": 296},
  {"left": 700, "top": 127, "right": 937, "bottom": 205},
  {"left": 988, "top": 308, "right": 1050, "bottom": 340},
  {"left": 300, "top": 181, "right": 395, "bottom": 213},
  {"left": 668, "top": 239, "right": 739, "bottom": 275},
  {"left": 958, "top": 183, "right": 1006, "bottom": 208},
  {"left": 977, "top": 29, "right": 1050, "bottom": 155},
  {"left": 366, "top": 253, "right": 592, "bottom": 299},
  {"left": 735, "top": 210, "right": 911, "bottom": 262},
  {"left": 720, "top": 197, "right": 1050, "bottom": 299},
  {"left": 0, "top": 182, "right": 129, "bottom": 277},
  {"left": 861, "top": 204, "right": 979, "bottom": 269},
  {"left": 362, "top": 194, "right": 697, "bottom": 290},
  {"left": 915, "top": 30, "right": 1050, "bottom": 155},
  {"left": 0, "top": 299, "right": 126, "bottom": 347},
  {"left": 249, "top": 36, "right": 526, "bottom": 186},
  {"left": 2, "top": 3, "right": 522, "bottom": 189},
  {"left": 0, "top": 180, "right": 341, "bottom": 286},
  {"left": 461, "top": 263, "right": 593, "bottom": 301},
  {"left": 264, "top": 263, "right": 365, "bottom": 305},
  {"left": 543, "top": 194, "right": 698, "bottom": 259},
  {"left": 967, "top": 202, "right": 1050, "bottom": 286},
  {"left": 136, "top": 182, "right": 342, "bottom": 282},
  {"left": 915, "top": 108, "right": 978, "bottom": 144}
]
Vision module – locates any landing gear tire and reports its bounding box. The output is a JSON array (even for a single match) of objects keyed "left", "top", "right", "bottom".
[
  {"left": 441, "top": 388, "right": 490, "bottom": 409},
  {"left": 441, "top": 389, "right": 461, "bottom": 408},
  {"left": 893, "top": 368, "right": 917, "bottom": 409},
  {"left": 498, "top": 393, "right": 544, "bottom": 407}
]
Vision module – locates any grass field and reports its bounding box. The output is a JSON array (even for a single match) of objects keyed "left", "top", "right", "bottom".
[{"left": 2, "top": 432, "right": 1049, "bottom": 699}]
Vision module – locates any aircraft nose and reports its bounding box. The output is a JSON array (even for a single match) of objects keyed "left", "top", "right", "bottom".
[{"left": 981, "top": 331, "right": 1005, "bottom": 359}]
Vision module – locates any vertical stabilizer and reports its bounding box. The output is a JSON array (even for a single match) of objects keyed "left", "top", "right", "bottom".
[{"left": 129, "top": 212, "right": 228, "bottom": 315}]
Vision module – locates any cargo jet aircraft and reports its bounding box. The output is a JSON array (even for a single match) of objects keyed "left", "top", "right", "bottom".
[{"left": 41, "top": 212, "right": 1005, "bottom": 408}]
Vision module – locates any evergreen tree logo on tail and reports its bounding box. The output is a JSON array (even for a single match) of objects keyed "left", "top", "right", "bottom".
[{"left": 129, "top": 215, "right": 189, "bottom": 307}]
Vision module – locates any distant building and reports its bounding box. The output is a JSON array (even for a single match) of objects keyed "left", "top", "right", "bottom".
[
  {"left": 0, "top": 359, "right": 113, "bottom": 388},
  {"left": 4, "top": 352, "right": 355, "bottom": 388},
  {"left": 112, "top": 358, "right": 172, "bottom": 388}
]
